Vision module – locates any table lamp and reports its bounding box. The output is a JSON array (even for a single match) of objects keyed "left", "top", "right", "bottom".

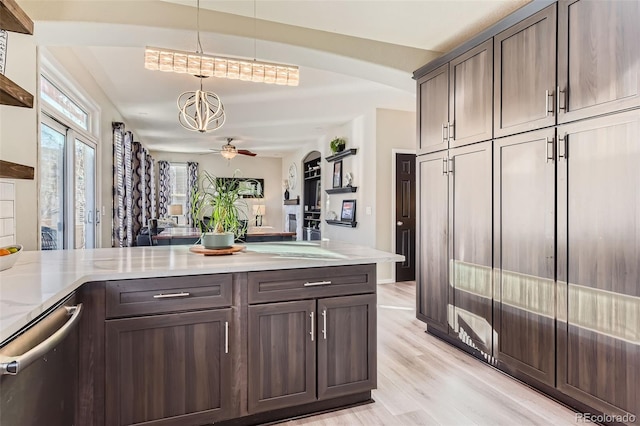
[
  {"left": 252, "top": 204, "right": 265, "bottom": 227},
  {"left": 169, "top": 204, "right": 183, "bottom": 224}
]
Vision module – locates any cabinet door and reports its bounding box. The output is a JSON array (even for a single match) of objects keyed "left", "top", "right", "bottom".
[
  {"left": 418, "top": 64, "right": 449, "bottom": 154},
  {"left": 494, "top": 5, "right": 557, "bottom": 137},
  {"left": 449, "top": 40, "right": 493, "bottom": 147},
  {"left": 558, "top": 0, "right": 640, "bottom": 123},
  {"left": 557, "top": 111, "right": 640, "bottom": 420},
  {"left": 493, "top": 129, "right": 555, "bottom": 385},
  {"left": 449, "top": 142, "right": 492, "bottom": 354},
  {"left": 248, "top": 300, "right": 316, "bottom": 413},
  {"left": 317, "top": 294, "right": 376, "bottom": 400},
  {"left": 416, "top": 152, "right": 449, "bottom": 332},
  {"left": 105, "top": 309, "right": 233, "bottom": 426}
]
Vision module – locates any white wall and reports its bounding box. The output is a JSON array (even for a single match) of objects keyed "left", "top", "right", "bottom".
[
  {"left": 375, "top": 108, "right": 416, "bottom": 282},
  {"left": 0, "top": 32, "right": 38, "bottom": 250},
  {"left": 151, "top": 152, "right": 283, "bottom": 230}
]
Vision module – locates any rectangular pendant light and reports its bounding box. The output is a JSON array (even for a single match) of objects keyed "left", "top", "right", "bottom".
[{"left": 144, "top": 46, "right": 300, "bottom": 86}]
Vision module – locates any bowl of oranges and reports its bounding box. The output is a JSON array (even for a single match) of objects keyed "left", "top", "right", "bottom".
[{"left": 0, "top": 244, "right": 22, "bottom": 271}]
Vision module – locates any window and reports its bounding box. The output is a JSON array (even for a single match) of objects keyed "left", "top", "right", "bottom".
[
  {"left": 40, "top": 75, "right": 89, "bottom": 131},
  {"left": 170, "top": 163, "right": 188, "bottom": 218}
]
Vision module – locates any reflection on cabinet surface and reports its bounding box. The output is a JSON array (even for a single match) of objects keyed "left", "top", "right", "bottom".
[
  {"left": 449, "top": 40, "right": 493, "bottom": 148},
  {"left": 418, "top": 64, "right": 449, "bottom": 154},
  {"left": 557, "top": 111, "right": 640, "bottom": 420},
  {"left": 558, "top": 0, "right": 640, "bottom": 123},
  {"left": 494, "top": 5, "right": 557, "bottom": 137},
  {"left": 416, "top": 142, "right": 493, "bottom": 354},
  {"left": 448, "top": 142, "right": 493, "bottom": 354},
  {"left": 493, "top": 129, "right": 556, "bottom": 385},
  {"left": 105, "top": 309, "right": 234, "bottom": 426}
]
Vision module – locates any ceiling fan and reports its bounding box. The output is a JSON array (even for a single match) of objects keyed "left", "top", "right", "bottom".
[{"left": 205, "top": 138, "right": 257, "bottom": 159}]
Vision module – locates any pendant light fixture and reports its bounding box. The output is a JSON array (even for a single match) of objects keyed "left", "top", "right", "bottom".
[
  {"left": 174, "top": 0, "right": 225, "bottom": 133},
  {"left": 177, "top": 77, "right": 225, "bottom": 133},
  {"left": 144, "top": 0, "right": 299, "bottom": 86}
]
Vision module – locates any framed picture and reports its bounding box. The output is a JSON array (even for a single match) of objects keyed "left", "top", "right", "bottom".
[
  {"left": 332, "top": 160, "right": 342, "bottom": 188},
  {"left": 340, "top": 199, "right": 356, "bottom": 222}
]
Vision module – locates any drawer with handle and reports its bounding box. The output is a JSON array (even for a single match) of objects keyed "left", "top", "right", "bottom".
[
  {"left": 248, "top": 264, "right": 376, "bottom": 304},
  {"left": 106, "top": 274, "right": 232, "bottom": 318}
]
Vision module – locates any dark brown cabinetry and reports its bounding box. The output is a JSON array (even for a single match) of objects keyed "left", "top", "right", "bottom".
[
  {"left": 247, "top": 266, "right": 377, "bottom": 415},
  {"left": 556, "top": 111, "right": 640, "bottom": 420},
  {"left": 494, "top": 5, "right": 557, "bottom": 137},
  {"left": 558, "top": 0, "right": 640, "bottom": 124},
  {"left": 449, "top": 40, "right": 493, "bottom": 148},
  {"left": 417, "top": 64, "right": 449, "bottom": 154},
  {"left": 493, "top": 129, "right": 556, "bottom": 385},
  {"left": 106, "top": 309, "right": 233, "bottom": 426},
  {"left": 416, "top": 153, "right": 449, "bottom": 331},
  {"left": 247, "top": 300, "right": 316, "bottom": 413},
  {"left": 416, "top": 142, "right": 492, "bottom": 354},
  {"left": 415, "top": 1, "right": 640, "bottom": 422}
]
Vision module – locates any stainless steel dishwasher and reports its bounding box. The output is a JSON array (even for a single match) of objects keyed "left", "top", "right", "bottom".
[{"left": 0, "top": 294, "right": 82, "bottom": 426}]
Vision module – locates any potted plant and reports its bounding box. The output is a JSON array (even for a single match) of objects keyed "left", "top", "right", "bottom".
[
  {"left": 192, "top": 170, "right": 249, "bottom": 249},
  {"left": 330, "top": 137, "right": 346, "bottom": 154}
]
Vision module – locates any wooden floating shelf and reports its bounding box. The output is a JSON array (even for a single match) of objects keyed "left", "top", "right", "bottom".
[
  {"left": 283, "top": 199, "right": 300, "bottom": 205},
  {"left": 325, "top": 220, "right": 357, "bottom": 228},
  {"left": 0, "top": 74, "right": 34, "bottom": 108},
  {"left": 326, "top": 186, "right": 357, "bottom": 194},
  {"left": 325, "top": 149, "right": 358, "bottom": 162},
  {"left": 0, "top": 159, "right": 34, "bottom": 180},
  {"left": 0, "top": 0, "right": 34, "bottom": 35}
]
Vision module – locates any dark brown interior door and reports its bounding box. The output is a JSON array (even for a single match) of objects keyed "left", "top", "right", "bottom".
[{"left": 395, "top": 153, "right": 416, "bottom": 282}]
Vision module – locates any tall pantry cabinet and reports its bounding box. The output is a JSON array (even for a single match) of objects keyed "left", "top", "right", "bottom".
[{"left": 415, "top": 0, "right": 639, "bottom": 423}]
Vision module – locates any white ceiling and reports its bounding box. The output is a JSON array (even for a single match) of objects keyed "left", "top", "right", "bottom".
[{"left": 24, "top": 0, "right": 529, "bottom": 156}]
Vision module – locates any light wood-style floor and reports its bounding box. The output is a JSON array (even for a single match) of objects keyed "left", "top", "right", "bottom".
[{"left": 282, "top": 281, "right": 580, "bottom": 426}]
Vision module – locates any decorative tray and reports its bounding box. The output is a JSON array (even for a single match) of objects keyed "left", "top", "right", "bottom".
[{"left": 189, "top": 245, "right": 245, "bottom": 256}]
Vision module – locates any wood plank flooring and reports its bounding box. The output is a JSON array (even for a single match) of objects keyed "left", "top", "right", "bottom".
[{"left": 282, "top": 281, "right": 580, "bottom": 426}]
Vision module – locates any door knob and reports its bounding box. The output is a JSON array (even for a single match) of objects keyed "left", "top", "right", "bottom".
[{"left": 397, "top": 221, "right": 403, "bottom": 226}]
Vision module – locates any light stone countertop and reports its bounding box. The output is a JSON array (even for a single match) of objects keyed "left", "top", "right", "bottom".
[{"left": 0, "top": 241, "right": 403, "bottom": 343}]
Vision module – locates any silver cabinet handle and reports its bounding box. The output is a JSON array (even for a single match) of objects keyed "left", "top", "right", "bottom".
[
  {"left": 310, "top": 312, "right": 315, "bottom": 341},
  {"left": 448, "top": 122, "right": 454, "bottom": 141},
  {"left": 442, "top": 123, "right": 448, "bottom": 144},
  {"left": 558, "top": 134, "right": 567, "bottom": 159},
  {"left": 448, "top": 158, "right": 454, "bottom": 174},
  {"left": 322, "top": 309, "right": 327, "bottom": 340},
  {"left": 557, "top": 86, "right": 566, "bottom": 111},
  {"left": 0, "top": 304, "right": 83, "bottom": 375},
  {"left": 87, "top": 210, "right": 93, "bottom": 224},
  {"left": 442, "top": 157, "right": 448, "bottom": 175},
  {"left": 96, "top": 209, "right": 101, "bottom": 224},
  {"left": 304, "top": 281, "right": 331, "bottom": 287},
  {"left": 153, "top": 292, "right": 190, "bottom": 299},
  {"left": 546, "top": 137, "right": 555, "bottom": 163},
  {"left": 545, "top": 90, "right": 554, "bottom": 116},
  {"left": 224, "top": 321, "right": 229, "bottom": 354}
]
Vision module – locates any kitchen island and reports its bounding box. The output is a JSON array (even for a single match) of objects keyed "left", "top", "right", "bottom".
[{"left": 0, "top": 241, "right": 402, "bottom": 426}]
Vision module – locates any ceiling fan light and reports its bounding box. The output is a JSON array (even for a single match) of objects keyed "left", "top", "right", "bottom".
[{"left": 220, "top": 145, "right": 237, "bottom": 159}]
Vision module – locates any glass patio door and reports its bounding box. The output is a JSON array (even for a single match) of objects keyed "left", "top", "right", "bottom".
[
  {"left": 40, "top": 116, "right": 98, "bottom": 250},
  {"left": 74, "top": 139, "right": 96, "bottom": 249}
]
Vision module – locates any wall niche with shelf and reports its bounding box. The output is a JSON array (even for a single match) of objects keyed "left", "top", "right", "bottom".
[{"left": 302, "top": 151, "right": 322, "bottom": 240}]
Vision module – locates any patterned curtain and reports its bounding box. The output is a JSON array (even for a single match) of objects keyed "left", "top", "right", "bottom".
[
  {"left": 145, "top": 153, "right": 156, "bottom": 223},
  {"left": 123, "top": 131, "right": 134, "bottom": 246},
  {"left": 112, "top": 123, "right": 126, "bottom": 247},
  {"left": 158, "top": 161, "right": 171, "bottom": 218},
  {"left": 131, "top": 142, "right": 145, "bottom": 239},
  {"left": 186, "top": 162, "right": 198, "bottom": 226}
]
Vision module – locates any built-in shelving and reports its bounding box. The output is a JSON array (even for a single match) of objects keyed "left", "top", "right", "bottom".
[
  {"left": 302, "top": 153, "right": 322, "bottom": 240},
  {"left": 326, "top": 220, "right": 357, "bottom": 228},
  {"left": 326, "top": 186, "right": 357, "bottom": 194},
  {"left": 325, "top": 148, "right": 357, "bottom": 162},
  {"left": 0, "top": 0, "right": 35, "bottom": 109},
  {"left": 0, "top": 159, "right": 34, "bottom": 180}
]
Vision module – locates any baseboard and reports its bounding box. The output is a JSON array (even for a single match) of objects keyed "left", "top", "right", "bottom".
[{"left": 376, "top": 278, "right": 395, "bottom": 285}]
